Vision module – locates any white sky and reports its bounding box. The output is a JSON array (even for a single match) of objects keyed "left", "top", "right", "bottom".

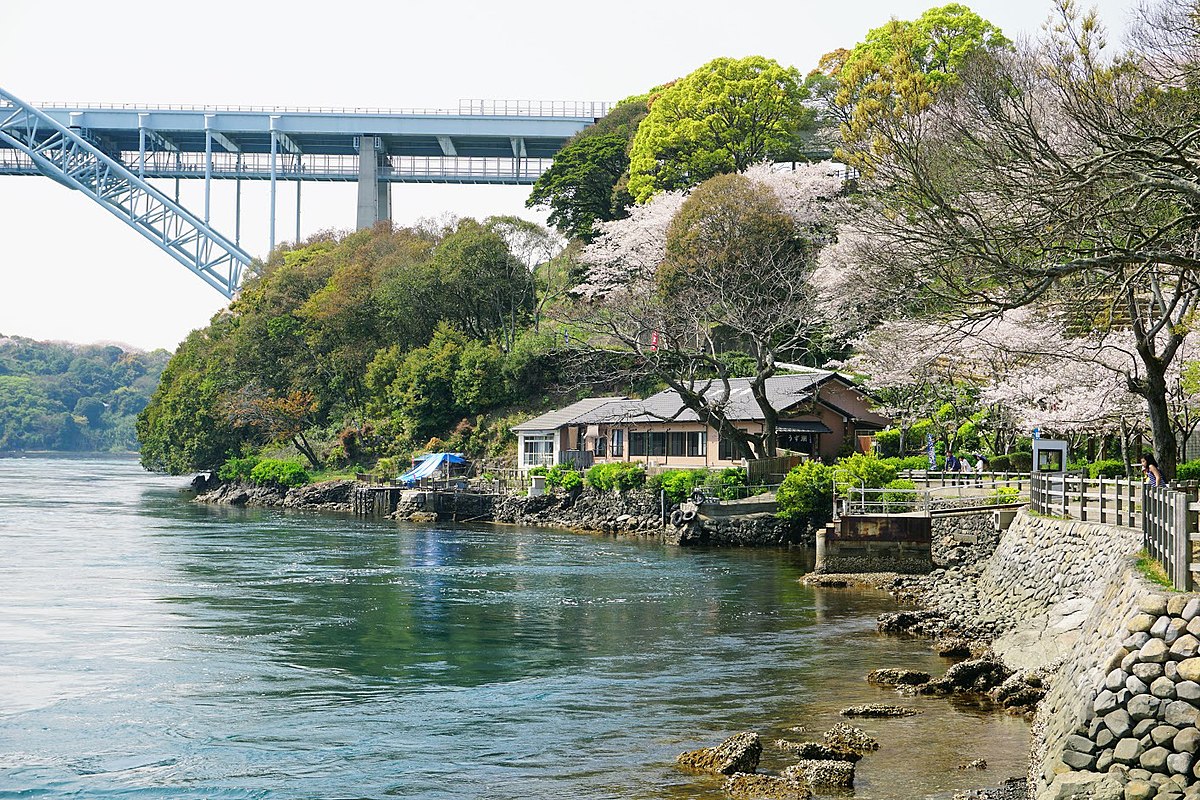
[{"left": 0, "top": 0, "right": 1138, "bottom": 351}]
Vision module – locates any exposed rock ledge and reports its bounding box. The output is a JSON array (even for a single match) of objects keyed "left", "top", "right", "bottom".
[{"left": 193, "top": 478, "right": 355, "bottom": 511}]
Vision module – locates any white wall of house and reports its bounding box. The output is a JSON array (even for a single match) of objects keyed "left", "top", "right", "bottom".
[{"left": 518, "top": 430, "right": 557, "bottom": 471}]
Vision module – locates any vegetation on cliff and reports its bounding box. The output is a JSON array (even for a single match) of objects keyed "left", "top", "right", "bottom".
[{"left": 0, "top": 335, "right": 169, "bottom": 452}]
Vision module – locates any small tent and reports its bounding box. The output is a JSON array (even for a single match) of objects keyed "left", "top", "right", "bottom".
[{"left": 397, "top": 453, "right": 467, "bottom": 485}]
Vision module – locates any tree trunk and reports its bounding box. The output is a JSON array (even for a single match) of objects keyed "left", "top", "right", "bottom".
[
  {"left": 1137, "top": 362, "right": 1178, "bottom": 480},
  {"left": 292, "top": 432, "right": 324, "bottom": 472}
]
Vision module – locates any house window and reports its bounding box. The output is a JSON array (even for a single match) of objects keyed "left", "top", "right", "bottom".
[
  {"left": 611, "top": 429, "right": 624, "bottom": 457},
  {"left": 594, "top": 437, "right": 607, "bottom": 456},
  {"left": 629, "top": 432, "right": 647, "bottom": 457},
  {"left": 668, "top": 432, "right": 686, "bottom": 457},
  {"left": 649, "top": 432, "right": 666, "bottom": 457},
  {"left": 523, "top": 434, "right": 555, "bottom": 467},
  {"left": 687, "top": 431, "right": 707, "bottom": 457},
  {"left": 718, "top": 430, "right": 744, "bottom": 461}
]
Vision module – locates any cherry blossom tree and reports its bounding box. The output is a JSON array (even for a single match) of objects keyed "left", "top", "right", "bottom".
[{"left": 564, "top": 162, "right": 845, "bottom": 458}]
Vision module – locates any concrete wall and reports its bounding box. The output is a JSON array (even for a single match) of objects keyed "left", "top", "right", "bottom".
[{"left": 816, "top": 514, "right": 933, "bottom": 574}]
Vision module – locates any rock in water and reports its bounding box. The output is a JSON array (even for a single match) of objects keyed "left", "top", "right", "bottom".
[
  {"left": 957, "top": 759, "right": 988, "bottom": 770},
  {"left": 783, "top": 759, "right": 855, "bottom": 788},
  {"left": 677, "top": 731, "right": 762, "bottom": 775},
  {"left": 866, "top": 668, "right": 933, "bottom": 687},
  {"left": 723, "top": 773, "right": 812, "bottom": 799},
  {"left": 840, "top": 704, "right": 918, "bottom": 718},
  {"left": 823, "top": 723, "right": 880, "bottom": 754},
  {"left": 774, "top": 740, "right": 863, "bottom": 762}
]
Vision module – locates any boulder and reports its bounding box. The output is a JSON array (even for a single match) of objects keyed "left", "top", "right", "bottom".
[
  {"left": 1140, "top": 596, "right": 1169, "bottom": 616},
  {"left": 1140, "top": 638, "right": 1171, "bottom": 664},
  {"left": 723, "top": 773, "right": 811, "bottom": 800},
  {"left": 1105, "top": 709, "right": 1134, "bottom": 738},
  {"left": 1151, "top": 725, "right": 1181, "bottom": 746},
  {"left": 677, "top": 731, "right": 762, "bottom": 775},
  {"left": 1114, "top": 737, "right": 1145, "bottom": 764},
  {"left": 1168, "top": 752, "right": 1195, "bottom": 775},
  {"left": 822, "top": 723, "right": 879, "bottom": 754},
  {"left": 1177, "top": 659, "right": 1200, "bottom": 683},
  {"left": 1133, "top": 662, "right": 1165, "bottom": 681},
  {"left": 1177, "top": 681, "right": 1200, "bottom": 701},
  {"left": 1164, "top": 700, "right": 1200, "bottom": 728},
  {"left": 782, "top": 759, "right": 855, "bottom": 788},
  {"left": 1151, "top": 677, "right": 1177, "bottom": 700},
  {"left": 774, "top": 740, "right": 861, "bottom": 762},
  {"left": 1130, "top": 614, "right": 1157, "bottom": 633},
  {"left": 1139, "top": 746, "right": 1170, "bottom": 772},
  {"left": 866, "top": 668, "right": 932, "bottom": 687},
  {"left": 1172, "top": 635, "right": 1200, "bottom": 660},
  {"left": 1175, "top": 727, "right": 1200, "bottom": 754},
  {"left": 839, "top": 704, "right": 917, "bottom": 718},
  {"left": 1183, "top": 598, "right": 1200, "bottom": 622}
]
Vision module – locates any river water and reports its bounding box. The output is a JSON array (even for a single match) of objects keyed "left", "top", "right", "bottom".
[{"left": 0, "top": 455, "right": 1028, "bottom": 799}]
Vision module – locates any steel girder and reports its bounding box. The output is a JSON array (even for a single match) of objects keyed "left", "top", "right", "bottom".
[{"left": 0, "top": 87, "right": 253, "bottom": 299}]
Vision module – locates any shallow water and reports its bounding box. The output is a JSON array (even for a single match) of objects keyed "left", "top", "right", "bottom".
[{"left": 0, "top": 454, "right": 1028, "bottom": 798}]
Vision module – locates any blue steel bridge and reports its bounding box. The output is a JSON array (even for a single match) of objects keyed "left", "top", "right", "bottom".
[{"left": 0, "top": 88, "right": 605, "bottom": 298}]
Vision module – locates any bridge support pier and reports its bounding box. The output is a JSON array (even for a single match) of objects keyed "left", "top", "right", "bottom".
[{"left": 356, "top": 136, "right": 390, "bottom": 230}]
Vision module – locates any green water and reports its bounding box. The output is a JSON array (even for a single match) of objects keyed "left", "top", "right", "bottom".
[{"left": 0, "top": 455, "right": 1028, "bottom": 798}]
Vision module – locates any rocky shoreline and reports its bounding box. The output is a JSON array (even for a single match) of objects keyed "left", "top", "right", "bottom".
[{"left": 191, "top": 478, "right": 814, "bottom": 547}]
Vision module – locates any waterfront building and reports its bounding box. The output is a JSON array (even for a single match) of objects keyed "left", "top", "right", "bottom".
[{"left": 512, "top": 371, "right": 889, "bottom": 472}]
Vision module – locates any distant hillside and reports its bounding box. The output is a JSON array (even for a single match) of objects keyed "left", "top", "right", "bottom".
[{"left": 0, "top": 335, "right": 171, "bottom": 452}]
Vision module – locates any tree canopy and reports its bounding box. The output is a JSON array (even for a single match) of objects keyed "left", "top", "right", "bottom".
[
  {"left": 0, "top": 335, "right": 169, "bottom": 453},
  {"left": 627, "top": 57, "right": 814, "bottom": 203}
]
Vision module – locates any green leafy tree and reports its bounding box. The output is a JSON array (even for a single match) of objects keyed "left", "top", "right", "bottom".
[
  {"left": 834, "top": 4, "right": 1010, "bottom": 166},
  {"left": 527, "top": 97, "right": 653, "bottom": 240},
  {"left": 137, "top": 327, "right": 243, "bottom": 474},
  {"left": 628, "top": 56, "right": 812, "bottom": 202}
]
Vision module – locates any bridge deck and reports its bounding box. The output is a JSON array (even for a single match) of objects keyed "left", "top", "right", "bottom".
[{"left": 0, "top": 101, "right": 605, "bottom": 184}]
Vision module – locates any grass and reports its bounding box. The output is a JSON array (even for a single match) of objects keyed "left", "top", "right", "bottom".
[{"left": 1135, "top": 550, "right": 1175, "bottom": 590}]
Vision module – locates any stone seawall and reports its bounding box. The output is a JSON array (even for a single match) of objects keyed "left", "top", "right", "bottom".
[
  {"left": 917, "top": 509, "right": 1200, "bottom": 799},
  {"left": 493, "top": 488, "right": 812, "bottom": 546}
]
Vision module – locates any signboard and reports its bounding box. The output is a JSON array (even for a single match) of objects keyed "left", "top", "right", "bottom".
[{"left": 1032, "top": 439, "right": 1068, "bottom": 473}]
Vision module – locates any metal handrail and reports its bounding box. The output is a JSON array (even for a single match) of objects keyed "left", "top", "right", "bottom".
[{"left": 31, "top": 99, "right": 612, "bottom": 118}]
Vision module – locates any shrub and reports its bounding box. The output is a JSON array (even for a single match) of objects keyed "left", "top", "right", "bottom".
[
  {"left": 880, "top": 478, "right": 919, "bottom": 513},
  {"left": 1007, "top": 452, "right": 1033, "bottom": 472},
  {"left": 1177, "top": 461, "right": 1200, "bottom": 482},
  {"left": 543, "top": 464, "right": 582, "bottom": 490},
  {"left": 833, "top": 452, "right": 897, "bottom": 498},
  {"left": 988, "top": 454, "right": 1010, "bottom": 471},
  {"left": 990, "top": 486, "right": 1022, "bottom": 504},
  {"left": 586, "top": 462, "right": 647, "bottom": 492},
  {"left": 705, "top": 466, "right": 748, "bottom": 499},
  {"left": 1066, "top": 459, "right": 1090, "bottom": 473},
  {"left": 1089, "top": 459, "right": 1128, "bottom": 479},
  {"left": 873, "top": 428, "right": 901, "bottom": 457},
  {"left": 528, "top": 466, "right": 548, "bottom": 477},
  {"left": 249, "top": 458, "right": 310, "bottom": 488},
  {"left": 881, "top": 455, "right": 934, "bottom": 473},
  {"left": 651, "top": 469, "right": 709, "bottom": 502},
  {"left": 777, "top": 461, "right": 835, "bottom": 523},
  {"left": 375, "top": 456, "right": 402, "bottom": 478},
  {"left": 218, "top": 454, "right": 260, "bottom": 482}
]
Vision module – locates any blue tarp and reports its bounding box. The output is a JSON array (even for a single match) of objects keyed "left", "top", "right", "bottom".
[{"left": 397, "top": 452, "right": 466, "bottom": 485}]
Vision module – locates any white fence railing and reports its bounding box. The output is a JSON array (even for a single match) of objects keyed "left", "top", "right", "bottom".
[{"left": 839, "top": 477, "right": 1030, "bottom": 517}]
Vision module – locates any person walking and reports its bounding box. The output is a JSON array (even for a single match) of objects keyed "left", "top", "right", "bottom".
[{"left": 946, "top": 453, "right": 961, "bottom": 485}]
